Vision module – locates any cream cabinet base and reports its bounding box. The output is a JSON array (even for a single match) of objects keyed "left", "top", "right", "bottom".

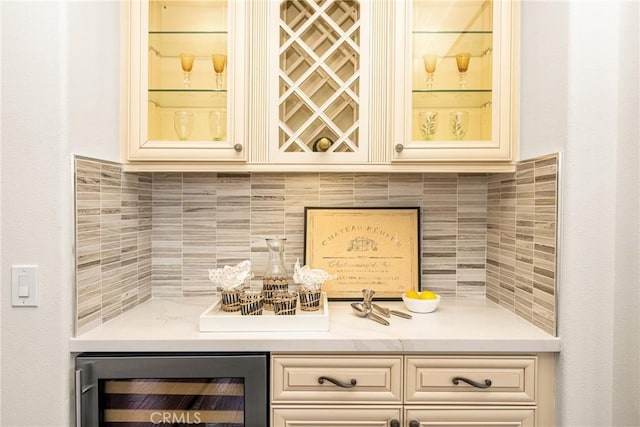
[{"left": 271, "top": 353, "right": 554, "bottom": 427}]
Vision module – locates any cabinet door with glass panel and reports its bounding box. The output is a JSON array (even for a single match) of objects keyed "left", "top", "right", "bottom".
[
  {"left": 392, "top": 0, "right": 518, "bottom": 163},
  {"left": 121, "top": 0, "right": 246, "bottom": 162}
]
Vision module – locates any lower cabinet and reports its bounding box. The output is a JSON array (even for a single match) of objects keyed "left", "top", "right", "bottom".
[{"left": 271, "top": 353, "right": 554, "bottom": 427}]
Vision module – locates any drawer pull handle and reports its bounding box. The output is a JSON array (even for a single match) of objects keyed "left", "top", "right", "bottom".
[
  {"left": 409, "top": 421, "right": 420, "bottom": 427},
  {"left": 452, "top": 376, "right": 492, "bottom": 388},
  {"left": 389, "top": 419, "right": 400, "bottom": 427},
  {"left": 317, "top": 376, "right": 357, "bottom": 388}
]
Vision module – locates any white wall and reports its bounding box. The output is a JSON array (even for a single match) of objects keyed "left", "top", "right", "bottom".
[
  {"left": 0, "top": 1, "right": 638, "bottom": 426},
  {"left": 0, "top": 1, "right": 120, "bottom": 425},
  {"left": 0, "top": 0, "right": 3, "bottom": 420},
  {"left": 520, "top": 1, "right": 640, "bottom": 425}
]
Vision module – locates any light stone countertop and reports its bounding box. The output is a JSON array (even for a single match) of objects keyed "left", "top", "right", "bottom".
[{"left": 70, "top": 297, "right": 561, "bottom": 353}]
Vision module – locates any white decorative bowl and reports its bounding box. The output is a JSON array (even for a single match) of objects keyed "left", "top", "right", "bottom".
[{"left": 401, "top": 293, "right": 441, "bottom": 313}]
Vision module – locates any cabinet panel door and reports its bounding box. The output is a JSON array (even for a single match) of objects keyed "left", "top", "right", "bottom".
[
  {"left": 392, "top": 0, "right": 518, "bottom": 163},
  {"left": 272, "top": 406, "right": 402, "bottom": 427},
  {"left": 406, "top": 407, "right": 535, "bottom": 427},
  {"left": 122, "top": 0, "right": 247, "bottom": 162}
]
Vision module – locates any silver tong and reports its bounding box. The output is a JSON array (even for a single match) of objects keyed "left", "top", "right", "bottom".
[
  {"left": 372, "top": 303, "right": 413, "bottom": 319},
  {"left": 362, "top": 289, "right": 413, "bottom": 320}
]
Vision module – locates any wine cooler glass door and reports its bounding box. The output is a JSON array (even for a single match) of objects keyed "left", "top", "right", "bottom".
[{"left": 76, "top": 353, "right": 268, "bottom": 427}]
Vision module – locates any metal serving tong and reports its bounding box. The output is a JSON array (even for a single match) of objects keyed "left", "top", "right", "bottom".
[
  {"left": 372, "top": 303, "right": 413, "bottom": 319},
  {"left": 362, "top": 289, "right": 413, "bottom": 320}
]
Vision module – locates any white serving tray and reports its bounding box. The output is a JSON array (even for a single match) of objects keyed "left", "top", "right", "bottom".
[{"left": 199, "top": 292, "right": 329, "bottom": 332}]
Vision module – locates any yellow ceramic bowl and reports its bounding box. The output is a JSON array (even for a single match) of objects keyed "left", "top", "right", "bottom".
[{"left": 401, "top": 293, "right": 441, "bottom": 313}]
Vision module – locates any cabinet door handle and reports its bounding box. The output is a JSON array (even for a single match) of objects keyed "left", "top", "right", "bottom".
[
  {"left": 409, "top": 420, "right": 420, "bottom": 427},
  {"left": 317, "top": 376, "right": 357, "bottom": 388},
  {"left": 233, "top": 143, "right": 243, "bottom": 152},
  {"left": 452, "top": 376, "right": 493, "bottom": 388},
  {"left": 389, "top": 419, "right": 400, "bottom": 427},
  {"left": 395, "top": 143, "right": 404, "bottom": 153}
]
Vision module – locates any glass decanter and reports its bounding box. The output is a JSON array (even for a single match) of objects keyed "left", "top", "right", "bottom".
[{"left": 262, "top": 238, "right": 289, "bottom": 310}]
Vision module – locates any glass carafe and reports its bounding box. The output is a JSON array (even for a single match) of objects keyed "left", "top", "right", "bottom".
[{"left": 262, "top": 238, "right": 289, "bottom": 310}]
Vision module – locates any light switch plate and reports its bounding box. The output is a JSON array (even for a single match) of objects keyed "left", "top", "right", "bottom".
[{"left": 11, "top": 265, "right": 39, "bottom": 307}]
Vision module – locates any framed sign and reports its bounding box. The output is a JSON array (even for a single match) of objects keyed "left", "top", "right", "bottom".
[{"left": 304, "top": 207, "right": 420, "bottom": 300}]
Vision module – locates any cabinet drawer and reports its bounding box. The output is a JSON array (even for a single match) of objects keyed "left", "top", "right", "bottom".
[
  {"left": 405, "top": 355, "right": 537, "bottom": 404},
  {"left": 273, "top": 406, "right": 402, "bottom": 427},
  {"left": 405, "top": 407, "right": 536, "bottom": 427},
  {"left": 271, "top": 354, "right": 402, "bottom": 404}
]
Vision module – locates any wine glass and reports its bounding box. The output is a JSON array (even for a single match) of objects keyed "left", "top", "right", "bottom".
[
  {"left": 211, "top": 54, "right": 227, "bottom": 89},
  {"left": 423, "top": 54, "right": 437, "bottom": 89},
  {"left": 180, "top": 53, "right": 195, "bottom": 88},
  {"left": 173, "top": 111, "right": 194, "bottom": 140},
  {"left": 449, "top": 111, "right": 469, "bottom": 140},
  {"left": 455, "top": 52, "right": 471, "bottom": 89},
  {"left": 419, "top": 111, "right": 438, "bottom": 140},
  {"left": 209, "top": 109, "right": 227, "bottom": 141}
]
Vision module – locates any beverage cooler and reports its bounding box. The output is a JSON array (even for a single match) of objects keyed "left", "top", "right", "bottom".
[{"left": 75, "top": 352, "right": 268, "bottom": 427}]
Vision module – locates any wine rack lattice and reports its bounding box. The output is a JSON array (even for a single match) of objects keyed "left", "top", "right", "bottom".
[{"left": 279, "top": 0, "right": 361, "bottom": 153}]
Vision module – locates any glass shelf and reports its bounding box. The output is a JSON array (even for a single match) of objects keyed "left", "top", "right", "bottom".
[
  {"left": 412, "top": 91, "right": 491, "bottom": 109},
  {"left": 148, "top": 90, "right": 227, "bottom": 109}
]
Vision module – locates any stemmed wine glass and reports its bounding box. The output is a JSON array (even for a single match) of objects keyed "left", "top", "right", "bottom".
[
  {"left": 174, "top": 111, "right": 194, "bottom": 141},
  {"left": 419, "top": 111, "right": 438, "bottom": 140},
  {"left": 423, "top": 54, "right": 437, "bottom": 89},
  {"left": 211, "top": 54, "right": 227, "bottom": 89},
  {"left": 455, "top": 52, "right": 471, "bottom": 89},
  {"left": 180, "top": 53, "right": 195, "bottom": 88},
  {"left": 449, "top": 111, "right": 469, "bottom": 140}
]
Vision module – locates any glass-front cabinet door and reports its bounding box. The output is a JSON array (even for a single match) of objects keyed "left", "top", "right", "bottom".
[
  {"left": 392, "top": 0, "right": 518, "bottom": 164},
  {"left": 121, "top": 0, "right": 246, "bottom": 162}
]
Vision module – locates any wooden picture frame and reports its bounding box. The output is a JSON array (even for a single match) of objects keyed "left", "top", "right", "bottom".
[{"left": 304, "top": 207, "right": 421, "bottom": 300}]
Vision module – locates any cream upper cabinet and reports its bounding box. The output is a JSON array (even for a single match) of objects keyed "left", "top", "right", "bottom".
[
  {"left": 120, "top": 0, "right": 519, "bottom": 171},
  {"left": 121, "top": 0, "right": 247, "bottom": 162},
  {"left": 391, "top": 0, "right": 519, "bottom": 164}
]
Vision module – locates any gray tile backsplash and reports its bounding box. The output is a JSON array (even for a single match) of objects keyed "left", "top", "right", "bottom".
[
  {"left": 486, "top": 154, "right": 558, "bottom": 335},
  {"left": 75, "top": 157, "right": 152, "bottom": 334},
  {"left": 74, "top": 154, "right": 558, "bottom": 336}
]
